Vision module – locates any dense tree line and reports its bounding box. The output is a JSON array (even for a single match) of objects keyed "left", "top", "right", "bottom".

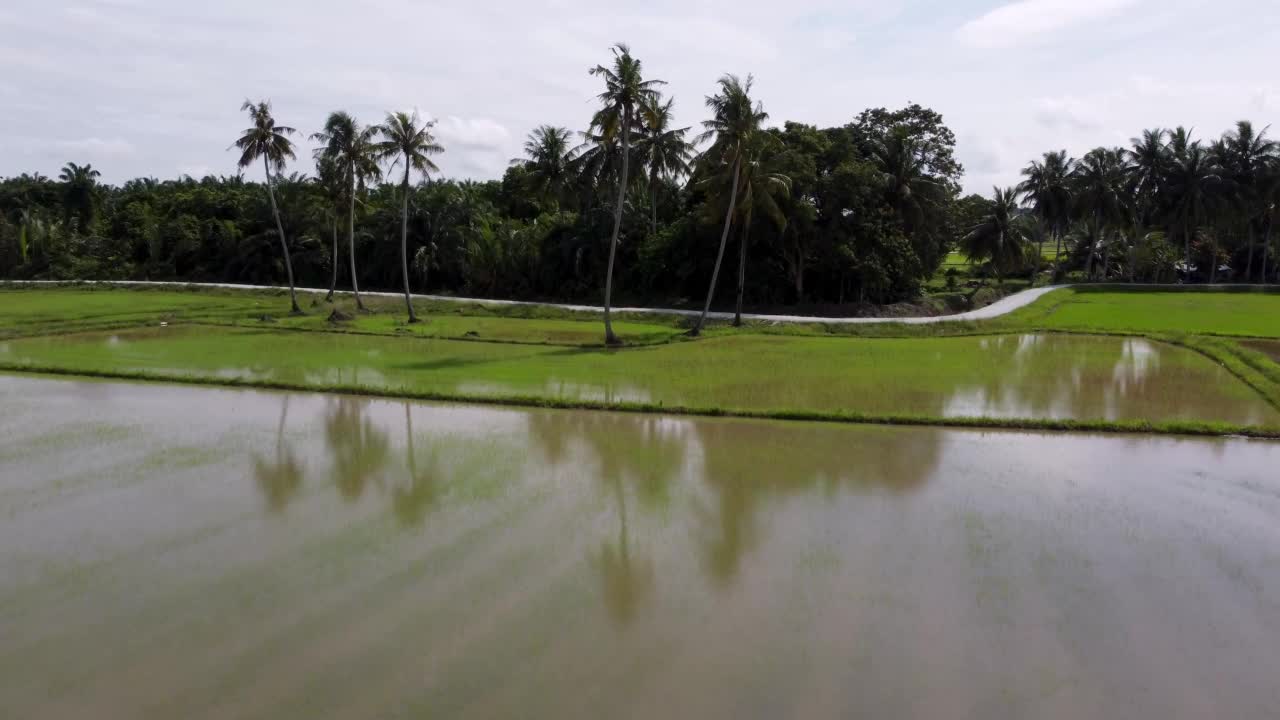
[
  {"left": 962, "top": 122, "right": 1280, "bottom": 284},
  {"left": 0, "top": 45, "right": 969, "bottom": 334}
]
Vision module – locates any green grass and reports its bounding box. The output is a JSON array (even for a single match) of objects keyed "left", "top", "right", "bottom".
[
  {"left": 1004, "top": 286, "right": 1280, "bottom": 338},
  {"left": 0, "top": 286, "right": 687, "bottom": 346},
  {"left": 4, "top": 284, "right": 1280, "bottom": 436}
]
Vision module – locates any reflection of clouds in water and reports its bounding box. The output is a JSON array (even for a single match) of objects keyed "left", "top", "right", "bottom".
[
  {"left": 457, "top": 379, "right": 652, "bottom": 404},
  {"left": 1105, "top": 339, "right": 1159, "bottom": 420},
  {"left": 948, "top": 334, "right": 1168, "bottom": 421},
  {"left": 304, "top": 366, "right": 391, "bottom": 388},
  {"left": 105, "top": 335, "right": 122, "bottom": 347},
  {"left": 1114, "top": 339, "right": 1157, "bottom": 381}
]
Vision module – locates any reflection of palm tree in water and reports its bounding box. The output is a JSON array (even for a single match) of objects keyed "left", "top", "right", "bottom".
[
  {"left": 694, "top": 420, "right": 943, "bottom": 587},
  {"left": 595, "top": 471, "right": 655, "bottom": 625},
  {"left": 323, "top": 397, "right": 391, "bottom": 502},
  {"left": 392, "top": 401, "right": 440, "bottom": 528},
  {"left": 526, "top": 411, "right": 684, "bottom": 625},
  {"left": 253, "top": 394, "right": 305, "bottom": 513}
]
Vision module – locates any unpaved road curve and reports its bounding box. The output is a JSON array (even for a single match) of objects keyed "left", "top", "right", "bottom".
[{"left": 2, "top": 280, "right": 1066, "bottom": 325}]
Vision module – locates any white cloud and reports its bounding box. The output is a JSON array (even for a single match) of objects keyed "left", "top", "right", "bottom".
[
  {"left": 956, "top": 0, "right": 1144, "bottom": 49},
  {"left": 1032, "top": 97, "right": 1104, "bottom": 132},
  {"left": 432, "top": 117, "right": 512, "bottom": 152},
  {"left": 178, "top": 164, "right": 213, "bottom": 179},
  {"left": 0, "top": 0, "right": 1275, "bottom": 195},
  {"left": 53, "top": 137, "right": 136, "bottom": 157}
]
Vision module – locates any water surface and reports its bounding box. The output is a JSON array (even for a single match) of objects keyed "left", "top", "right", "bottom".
[
  {"left": 1243, "top": 338, "right": 1280, "bottom": 363},
  {"left": 2, "top": 375, "right": 1279, "bottom": 719}
]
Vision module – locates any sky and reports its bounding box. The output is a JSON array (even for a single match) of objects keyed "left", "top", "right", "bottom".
[{"left": 1, "top": 0, "right": 1277, "bottom": 194}]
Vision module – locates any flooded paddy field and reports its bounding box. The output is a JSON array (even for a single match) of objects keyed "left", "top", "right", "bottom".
[
  {"left": 2, "top": 327, "right": 1277, "bottom": 427},
  {"left": 2, "top": 374, "right": 1279, "bottom": 719}
]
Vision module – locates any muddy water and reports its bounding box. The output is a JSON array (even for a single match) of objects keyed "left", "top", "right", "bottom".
[
  {"left": 1244, "top": 339, "right": 1280, "bottom": 363},
  {"left": 2, "top": 375, "right": 1279, "bottom": 719}
]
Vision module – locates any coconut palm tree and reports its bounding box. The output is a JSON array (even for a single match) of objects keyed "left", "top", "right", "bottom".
[
  {"left": 514, "top": 125, "right": 575, "bottom": 209},
  {"left": 691, "top": 74, "right": 768, "bottom": 337},
  {"left": 1164, "top": 133, "right": 1223, "bottom": 278},
  {"left": 57, "top": 162, "right": 101, "bottom": 233},
  {"left": 959, "top": 187, "right": 1028, "bottom": 282},
  {"left": 588, "top": 43, "right": 665, "bottom": 345},
  {"left": 1071, "top": 148, "right": 1129, "bottom": 280},
  {"left": 1017, "top": 150, "right": 1074, "bottom": 276},
  {"left": 637, "top": 97, "right": 695, "bottom": 238},
  {"left": 1216, "top": 121, "right": 1278, "bottom": 281},
  {"left": 312, "top": 111, "right": 381, "bottom": 311},
  {"left": 727, "top": 137, "right": 790, "bottom": 325},
  {"left": 1126, "top": 129, "right": 1168, "bottom": 225},
  {"left": 869, "top": 127, "right": 946, "bottom": 239},
  {"left": 375, "top": 111, "right": 443, "bottom": 323},
  {"left": 314, "top": 155, "right": 345, "bottom": 301},
  {"left": 1261, "top": 168, "right": 1280, "bottom": 283},
  {"left": 233, "top": 101, "right": 302, "bottom": 314}
]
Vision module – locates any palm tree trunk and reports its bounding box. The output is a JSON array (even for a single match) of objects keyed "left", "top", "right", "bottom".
[
  {"left": 1264, "top": 212, "right": 1274, "bottom": 284},
  {"left": 1210, "top": 234, "right": 1219, "bottom": 284},
  {"left": 602, "top": 107, "right": 630, "bottom": 346},
  {"left": 1184, "top": 217, "right": 1192, "bottom": 283},
  {"left": 264, "top": 157, "right": 300, "bottom": 314},
  {"left": 1086, "top": 210, "right": 1101, "bottom": 281},
  {"left": 1127, "top": 226, "right": 1137, "bottom": 283},
  {"left": 1053, "top": 225, "right": 1063, "bottom": 280},
  {"left": 692, "top": 153, "right": 742, "bottom": 337},
  {"left": 734, "top": 205, "right": 753, "bottom": 327},
  {"left": 1037, "top": 235, "right": 1045, "bottom": 282},
  {"left": 400, "top": 163, "right": 417, "bottom": 323},
  {"left": 1246, "top": 223, "right": 1256, "bottom": 283},
  {"left": 348, "top": 173, "right": 365, "bottom": 311},
  {"left": 650, "top": 171, "right": 658, "bottom": 239},
  {"left": 326, "top": 215, "right": 338, "bottom": 302}
]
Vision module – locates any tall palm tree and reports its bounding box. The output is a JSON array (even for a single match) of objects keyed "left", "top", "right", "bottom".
[
  {"left": 58, "top": 162, "right": 101, "bottom": 233},
  {"left": 314, "top": 155, "right": 345, "bottom": 301},
  {"left": 637, "top": 97, "right": 695, "bottom": 238},
  {"left": 1126, "top": 129, "right": 1168, "bottom": 225},
  {"left": 1017, "top": 150, "right": 1074, "bottom": 276},
  {"left": 233, "top": 100, "right": 302, "bottom": 314},
  {"left": 588, "top": 43, "right": 665, "bottom": 345},
  {"left": 959, "top": 187, "right": 1028, "bottom": 282},
  {"left": 1164, "top": 132, "right": 1223, "bottom": 278},
  {"left": 312, "top": 111, "right": 381, "bottom": 311},
  {"left": 1071, "top": 148, "right": 1129, "bottom": 280},
  {"left": 375, "top": 111, "right": 444, "bottom": 323},
  {"left": 514, "top": 125, "right": 574, "bottom": 208},
  {"left": 1261, "top": 169, "right": 1280, "bottom": 283},
  {"left": 691, "top": 74, "right": 768, "bottom": 337},
  {"left": 726, "top": 137, "right": 790, "bottom": 325},
  {"left": 1216, "top": 121, "right": 1278, "bottom": 281}
]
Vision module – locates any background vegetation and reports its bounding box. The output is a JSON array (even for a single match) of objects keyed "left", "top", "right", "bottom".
[{"left": 3, "top": 46, "right": 1278, "bottom": 322}]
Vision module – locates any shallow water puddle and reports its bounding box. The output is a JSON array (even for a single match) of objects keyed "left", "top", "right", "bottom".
[{"left": 2, "top": 375, "right": 1279, "bottom": 719}]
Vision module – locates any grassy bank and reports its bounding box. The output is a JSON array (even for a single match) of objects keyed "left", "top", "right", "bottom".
[{"left": 3, "top": 284, "right": 1280, "bottom": 437}]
